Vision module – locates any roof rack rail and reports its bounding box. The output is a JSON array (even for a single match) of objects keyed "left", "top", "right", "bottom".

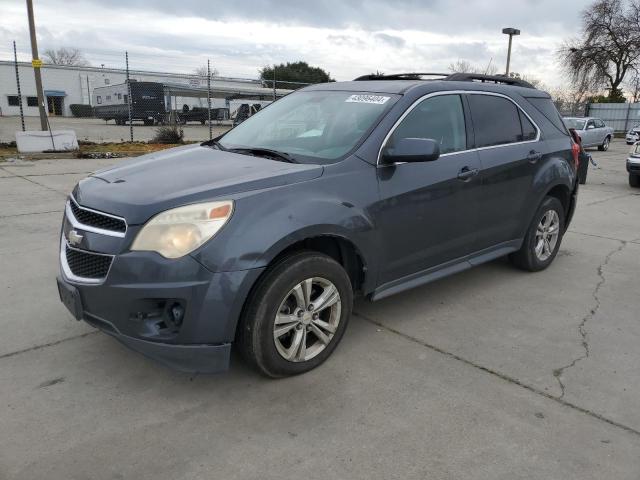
[
  {"left": 354, "top": 72, "right": 449, "bottom": 81},
  {"left": 353, "top": 72, "right": 536, "bottom": 89},
  {"left": 444, "top": 73, "right": 535, "bottom": 89}
]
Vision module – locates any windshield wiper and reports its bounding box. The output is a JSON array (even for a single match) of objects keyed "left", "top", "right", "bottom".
[
  {"left": 206, "top": 140, "right": 228, "bottom": 151},
  {"left": 228, "top": 147, "right": 298, "bottom": 163}
]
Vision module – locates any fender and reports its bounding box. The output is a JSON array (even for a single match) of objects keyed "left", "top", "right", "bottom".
[{"left": 190, "top": 160, "right": 381, "bottom": 287}]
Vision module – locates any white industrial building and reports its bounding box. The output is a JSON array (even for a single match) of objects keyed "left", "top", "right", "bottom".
[{"left": 0, "top": 61, "right": 288, "bottom": 118}]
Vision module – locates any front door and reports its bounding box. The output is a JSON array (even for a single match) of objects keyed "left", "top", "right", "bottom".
[
  {"left": 375, "top": 93, "right": 481, "bottom": 286},
  {"left": 47, "top": 96, "right": 64, "bottom": 116}
]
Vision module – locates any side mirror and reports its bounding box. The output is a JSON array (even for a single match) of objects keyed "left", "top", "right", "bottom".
[
  {"left": 382, "top": 138, "right": 440, "bottom": 164},
  {"left": 587, "top": 124, "right": 595, "bottom": 130}
]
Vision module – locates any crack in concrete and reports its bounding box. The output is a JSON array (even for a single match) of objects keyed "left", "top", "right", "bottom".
[
  {"left": 552, "top": 240, "right": 627, "bottom": 399},
  {"left": 568, "top": 230, "right": 640, "bottom": 245},
  {"left": 585, "top": 193, "right": 637, "bottom": 206},
  {"left": 0, "top": 210, "right": 63, "bottom": 219},
  {"left": 0, "top": 166, "right": 68, "bottom": 196},
  {"left": 0, "top": 331, "right": 98, "bottom": 360},
  {"left": 354, "top": 311, "right": 640, "bottom": 438}
]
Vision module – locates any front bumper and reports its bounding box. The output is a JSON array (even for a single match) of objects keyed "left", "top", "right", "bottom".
[
  {"left": 627, "top": 157, "right": 640, "bottom": 175},
  {"left": 58, "top": 245, "right": 264, "bottom": 373}
]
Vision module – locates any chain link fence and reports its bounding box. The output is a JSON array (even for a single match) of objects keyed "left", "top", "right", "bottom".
[
  {"left": 1, "top": 46, "right": 310, "bottom": 149},
  {"left": 585, "top": 103, "right": 640, "bottom": 133}
]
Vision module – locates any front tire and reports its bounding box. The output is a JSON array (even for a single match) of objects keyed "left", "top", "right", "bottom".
[
  {"left": 630, "top": 173, "right": 640, "bottom": 188},
  {"left": 237, "top": 252, "right": 353, "bottom": 377},
  {"left": 510, "top": 196, "right": 565, "bottom": 272},
  {"left": 598, "top": 136, "right": 610, "bottom": 151}
]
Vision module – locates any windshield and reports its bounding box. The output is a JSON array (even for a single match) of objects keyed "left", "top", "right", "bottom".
[
  {"left": 220, "top": 91, "right": 398, "bottom": 163},
  {"left": 564, "top": 118, "right": 586, "bottom": 130}
]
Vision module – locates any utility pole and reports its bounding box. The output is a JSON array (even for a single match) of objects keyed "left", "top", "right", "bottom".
[
  {"left": 502, "top": 27, "right": 520, "bottom": 76},
  {"left": 26, "top": 0, "right": 48, "bottom": 130},
  {"left": 273, "top": 65, "right": 276, "bottom": 101}
]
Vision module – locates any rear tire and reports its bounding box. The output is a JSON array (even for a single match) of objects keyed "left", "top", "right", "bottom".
[
  {"left": 598, "top": 136, "right": 610, "bottom": 151},
  {"left": 630, "top": 174, "right": 640, "bottom": 188},
  {"left": 510, "top": 196, "right": 565, "bottom": 272},
  {"left": 237, "top": 251, "right": 353, "bottom": 377}
]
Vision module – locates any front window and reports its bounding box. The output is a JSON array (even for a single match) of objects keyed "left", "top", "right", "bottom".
[
  {"left": 564, "top": 118, "right": 586, "bottom": 130},
  {"left": 220, "top": 91, "right": 398, "bottom": 163},
  {"left": 389, "top": 94, "right": 467, "bottom": 154}
]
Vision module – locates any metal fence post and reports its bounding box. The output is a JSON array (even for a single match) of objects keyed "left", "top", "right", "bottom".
[
  {"left": 207, "top": 59, "right": 212, "bottom": 141},
  {"left": 273, "top": 65, "right": 276, "bottom": 101},
  {"left": 125, "top": 51, "right": 133, "bottom": 142},
  {"left": 624, "top": 102, "right": 631, "bottom": 133},
  {"left": 13, "top": 41, "right": 25, "bottom": 132}
]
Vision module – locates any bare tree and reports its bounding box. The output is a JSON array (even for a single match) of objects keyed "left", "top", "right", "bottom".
[
  {"left": 625, "top": 69, "right": 640, "bottom": 102},
  {"left": 448, "top": 59, "right": 498, "bottom": 75},
  {"left": 43, "top": 47, "right": 90, "bottom": 66},
  {"left": 194, "top": 65, "right": 219, "bottom": 78},
  {"left": 549, "top": 81, "right": 591, "bottom": 116},
  {"left": 558, "top": 0, "right": 640, "bottom": 99}
]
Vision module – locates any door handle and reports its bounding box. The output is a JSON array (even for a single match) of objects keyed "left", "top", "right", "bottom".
[
  {"left": 527, "top": 150, "right": 543, "bottom": 163},
  {"left": 457, "top": 166, "right": 479, "bottom": 180}
]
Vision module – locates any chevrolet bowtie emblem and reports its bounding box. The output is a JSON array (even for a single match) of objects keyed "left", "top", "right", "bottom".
[{"left": 68, "top": 229, "right": 84, "bottom": 247}]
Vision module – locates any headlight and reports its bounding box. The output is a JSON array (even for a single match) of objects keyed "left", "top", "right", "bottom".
[{"left": 131, "top": 201, "right": 233, "bottom": 258}]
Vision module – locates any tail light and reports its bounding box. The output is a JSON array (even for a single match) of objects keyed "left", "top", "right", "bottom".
[
  {"left": 568, "top": 128, "right": 581, "bottom": 170},
  {"left": 571, "top": 141, "right": 580, "bottom": 169}
]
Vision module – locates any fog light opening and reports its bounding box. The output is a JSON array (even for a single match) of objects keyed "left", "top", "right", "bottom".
[{"left": 170, "top": 303, "right": 185, "bottom": 326}]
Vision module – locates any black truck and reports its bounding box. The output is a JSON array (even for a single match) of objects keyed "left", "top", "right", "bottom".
[{"left": 93, "top": 81, "right": 165, "bottom": 126}]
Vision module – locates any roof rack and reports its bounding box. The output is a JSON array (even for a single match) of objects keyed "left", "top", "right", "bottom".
[
  {"left": 353, "top": 73, "right": 449, "bottom": 81},
  {"left": 444, "top": 73, "right": 535, "bottom": 89},
  {"left": 353, "top": 72, "right": 536, "bottom": 89}
]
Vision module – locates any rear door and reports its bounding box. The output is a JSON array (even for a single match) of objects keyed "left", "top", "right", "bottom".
[
  {"left": 466, "top": 92, "right": 542, "bottom": 251},
  {"left": 375, "top": 93, "right": 482, "bottom": 285}
]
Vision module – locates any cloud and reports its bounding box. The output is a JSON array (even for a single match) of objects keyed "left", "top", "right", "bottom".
[
  {"left": 0, "top": 0, "right": 587, "bottom": 86},
  {"left": 374, "top": 33, "right": 406, "bottom": 48}
]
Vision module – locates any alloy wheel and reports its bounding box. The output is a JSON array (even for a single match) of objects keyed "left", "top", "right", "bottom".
[
  {"left": 534, "top": 209, "right": 560, "bottom": 261},
  {"left": 273, "top": 277, "right": 341, "bottom": 362}
]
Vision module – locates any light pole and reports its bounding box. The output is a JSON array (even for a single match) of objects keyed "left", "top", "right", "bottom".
[{"left": 502, "top": 27, "right": 520, "bottom": 76}]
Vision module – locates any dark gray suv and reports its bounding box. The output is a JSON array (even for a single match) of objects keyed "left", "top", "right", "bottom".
[{"left": 57, "top": 73, "right": 579, "bottom": 377}]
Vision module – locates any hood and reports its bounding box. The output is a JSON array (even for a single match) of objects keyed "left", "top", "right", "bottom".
[{"left": 74, "top": 144, "right": 323, "bottom": 224}]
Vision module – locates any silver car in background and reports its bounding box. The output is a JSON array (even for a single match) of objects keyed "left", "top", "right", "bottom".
[
  {"left": 564, "top": 117, "right": 614, "bottom": 151},
  {"left": 625, "top": 125, "right": 640, "bottom": 145}
]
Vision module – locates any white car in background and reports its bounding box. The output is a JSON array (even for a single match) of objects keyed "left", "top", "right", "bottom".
[
  {"left": 563, "top": 117, "right": 615, "bottom": 151},
  {"left": 625, "top": 125, "right": 640, "bottom": 145}
]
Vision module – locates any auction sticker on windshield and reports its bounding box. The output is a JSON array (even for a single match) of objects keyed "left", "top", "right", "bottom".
[{"left": 345, "top": 94, "right": 390, "bottom": 104}]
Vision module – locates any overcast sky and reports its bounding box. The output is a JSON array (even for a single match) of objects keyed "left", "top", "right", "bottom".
[{"left": 1, "top": 0, "right": 589, "bottom": 87}]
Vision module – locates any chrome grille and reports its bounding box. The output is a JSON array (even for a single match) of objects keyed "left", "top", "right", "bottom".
[{"left": 69, "top": 197, "right": 126, "bottom": 234}]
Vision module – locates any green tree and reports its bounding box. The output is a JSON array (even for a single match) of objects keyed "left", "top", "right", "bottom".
[{"left": 260, "top": 61, "right": 334, "bottom": 89}]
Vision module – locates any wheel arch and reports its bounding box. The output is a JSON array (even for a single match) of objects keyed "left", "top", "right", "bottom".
[
  {"left": 259, "top": 232, "right": 369, "bottom": 294},
  {"left": 232, "top": 233, "right": 369, "bottom": 344}
]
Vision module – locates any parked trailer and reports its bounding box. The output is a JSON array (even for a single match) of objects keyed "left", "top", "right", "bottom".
[{"left": 93, "top": 81, "right": 165, "bottom": 125}]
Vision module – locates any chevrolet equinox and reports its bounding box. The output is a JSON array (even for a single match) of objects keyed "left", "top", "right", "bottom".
[{"left": 57, "top": 73, "right": 579, "bottom": 377}]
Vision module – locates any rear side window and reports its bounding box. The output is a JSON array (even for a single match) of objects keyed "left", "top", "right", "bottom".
[
  {"left": 526, "top": 97, "right": 569, "bottom": 136},
  {"left": 594, "top": 119, "right": 605, "bottom": 128},
  {"left": 519, "top": 110, "right": 537, "bottom": 141},
  {"left": 390, "top": 94, "right": 467, "bottom": 154},
  {"left": 467, "top": 94, "right": 524, "bottom": 148}
]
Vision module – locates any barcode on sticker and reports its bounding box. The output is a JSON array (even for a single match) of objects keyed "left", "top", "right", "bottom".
[{"left": 345, "top": 95, "right": 390, "bottom": 104}]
